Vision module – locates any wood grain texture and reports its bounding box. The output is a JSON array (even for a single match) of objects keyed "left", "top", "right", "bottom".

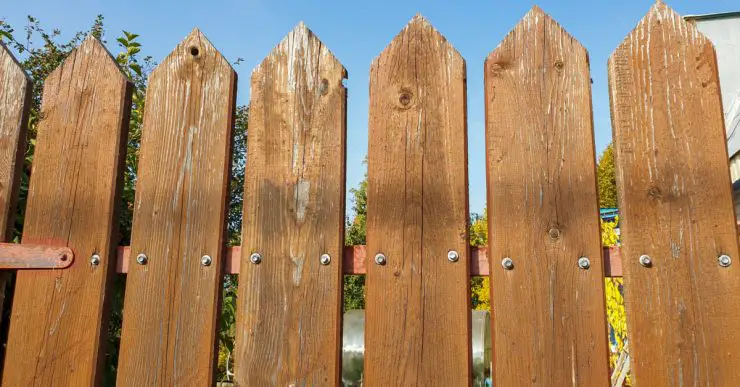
[
  {"left": 117, "top": 29, "right": 236, "bottom": 386},
  {"left": 485, "top": 7, "right": 609, "bottom": 385},
  {"left": 0, "top": 42, "right": 31, "bottom": 348},
  {"left": 3, "top": 36, "right": 132, "bottom": 386},
  {"left": 365, "top": 15, "right": 471, "bottom": 386},
  {"left": 0, "top": 42, "right": 30, "bottom": 241},
  {"left": 608, "top": 3, "right": 740, "bottom": 385},
  {"left": 235, "top": 23, "right": 346, "bottom": 386}
]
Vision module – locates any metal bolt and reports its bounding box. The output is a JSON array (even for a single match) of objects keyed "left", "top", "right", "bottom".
[
  {"left": 136, "top": 253, "right": 148, "bottom": 265},
  {"left": 201, "top": 255, "right": 212, "bottom": 266},
  {"left": 719, "top": 254, "right": 732, "bottom": 268},
  {"left": 374, "top": 253, "right": 387, "bottom": 265},
  {"left": 249, "top": 252, "right": 262, "bottom": 265},
  {"left": 501, "top": 257, "right": 514, "bottom": 270},
  {"left": 447, "top": 250, "right": 459, "bottom": 262},
  {"left": 578, "top": 256, "right": 591, "bottom": 270},
  {"left": 320, "top": 253, "right": 331, "bottom": 265},
  {"left": 90, "top": 254, "right": 101, "bottom": 266},
  {"left": 639, "top": 254, "right": 652, "bottom": 267}
]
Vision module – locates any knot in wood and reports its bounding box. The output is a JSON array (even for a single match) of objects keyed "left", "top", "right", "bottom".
[
  {"left": 319, "top": 78, "right": 329, "bottom": 95},
  {"left": 489, "top": 62, "right": 507, "bottom": 77},
  {"left": 548, "top": 227, "right": 561, "bottom": 240},
  {"left": 554, "top": 60, "right": 564, "bottom": 71},
  {"left": 398, "top": 91, "right": 413, "bottom": 108},
  {"left": 189, "top": 46, "right": 200, "bottom": 57},
  {"left": 647, "top": 186, "right": 663, "bottom": 201}
]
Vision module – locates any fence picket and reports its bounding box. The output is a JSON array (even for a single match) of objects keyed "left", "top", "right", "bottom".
[
  {"left": 608, "top": 2, "right": 740, "bottom": 384},
  {"left": 116, "top": 29, "right": 236, "bottom": 386},
  {"left": 0, "top": 43, "right": 31, "bottom": 339},
  {"left": 485, "top": 7, "right": 610, "bottom": 385},
  {"left": 365, "top": 15, "right": 471, "bottom": 386},
  {"left": 2, "top": 36, "right": 132, "bottom": 386},
  {"left": 235, "top": 23, "right": 347, "bottom": 386}
]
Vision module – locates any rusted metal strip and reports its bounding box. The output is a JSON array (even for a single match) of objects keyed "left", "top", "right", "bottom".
[
  {"left": 0, "top": 243, "right": 73, "bottom": 269},
  {"left": 116, "top": 245, "right": 622, "bottom": 276}
]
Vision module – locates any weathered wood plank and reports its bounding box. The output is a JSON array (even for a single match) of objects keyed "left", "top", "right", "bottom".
[
  {"left": 365, "top": 15, "right": 470, "bottom": 386},
  {"left": 235, "top": 23, "right": 346, "bottom": 386},
  {"left": 0, "top": 42, "right": 31, "bottom": 347},
  {"left": 3, "top": 36, "right": 132, "bottom": 386},
  {"left": 117, "top": 29, "right": 236, "bottom": 386},
  {"left": 485, "top": 7, "right": 609, "bottom": 385},
  {"left": 608, "top": 2, "right": 740, "bottom": 385},
  {"left": 0, "top": 43, "right": 30, "bottom": 241}
]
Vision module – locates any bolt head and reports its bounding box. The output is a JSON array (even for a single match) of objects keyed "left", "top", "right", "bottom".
[
  {"left": 578, "top": 256, "right": 590, "bottom": 270},
  {"left": 447, "top": 250, "right": 459, "bottom": 262},
  {"left": 249, "top": 253, "right": 262, "bottom": 265},
  {"left": 136, "top": 253, "right": 148, "bottom": 265},
  {"left": 320, "top": 253, "right": 331, "bottom": 265},
  {"left": 90, "top": 254, "right": 101, "bottom": 266},
  {"left": 719, "top": 254, "right": 732, "bottom": 268},
  {"left": 501, "top": 257, "right": 514, "bottom": 270},
  {"left": 374, "top": 253, "right": 386, "bottom": 265},
  {"left": 201, "top": 255, "right": 212, "bottom": 266},
  {"left": 639, "top": 255, "right": 652, "bottom": 267}
]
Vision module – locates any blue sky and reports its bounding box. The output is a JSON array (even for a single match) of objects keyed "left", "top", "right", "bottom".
[{"left": 2, "top": 0, "right": 738, "bottom": 215}]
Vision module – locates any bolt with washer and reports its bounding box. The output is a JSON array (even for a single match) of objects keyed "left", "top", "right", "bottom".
[
  {"left": 447, "top": 250, "right": 459, "bottom": 262},
  {"left": 719, "top": 254, "right": 732, "bottom": 268},
  {"left": 639, "top": 255, "right": 652, "bottom": 267},
  {"left": 250, "top": 252, "right": 262, "bottom": 265},
  {"left": 501, "top": 257, "right": 514, "bottom": 270}
]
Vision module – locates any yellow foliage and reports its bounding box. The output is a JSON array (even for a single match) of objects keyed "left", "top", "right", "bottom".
[
  {"left": 471, "top": 277, "right": 491, "bottom": 311},
  {"left": 601, "top": 216, "right": 619, "bottom": 247}
]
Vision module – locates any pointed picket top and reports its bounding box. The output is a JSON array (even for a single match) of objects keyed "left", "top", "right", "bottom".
[
  {"left": 254, "top": 22, "right": 347, "bottom": 92},
  {"left": 486, "top": 6, "right": 587, "bottom": 65},
  {"left": 373, "top": 13, "right": 463, "bottom": 68},
  {"left": 44, "top": 35, "right": 130, "bottom": 86},
  {"left": 150, "top": 28, "right": 233, "bottom": 80},
  {"left": 610, "top": 1, "right": 710, "bottom": 61}
]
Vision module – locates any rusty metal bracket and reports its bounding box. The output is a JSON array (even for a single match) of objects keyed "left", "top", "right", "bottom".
[{"left": 0, "top": 243, "right": 74, "bottom": 270}]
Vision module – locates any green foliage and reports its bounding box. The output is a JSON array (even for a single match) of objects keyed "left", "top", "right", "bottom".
[
  {"left": 227, "top": 106, "right": 249, "bottom": 245},
  {"left": 344, "top": 167, "right": 367, "bottom": 310},
  {"left": 469, "top": 210, "right": 490, "bottom": 310},
  {"left": 217, "top": 105, "right": 248, "bottom": 380},
  {"left": 597, "top": 143, "right": 618, "bottom": 208}
]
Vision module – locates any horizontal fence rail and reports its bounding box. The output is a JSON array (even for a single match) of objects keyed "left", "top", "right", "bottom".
[
  {"left": 0, "top": 2, "right": 737, "bottom": 386},
  {"left": 109, "top": 245, "right": 625, "bottom": 276}
]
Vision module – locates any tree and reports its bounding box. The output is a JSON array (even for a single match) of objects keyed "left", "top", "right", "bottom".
[{"left": 597, "top": 143, "right": 618, "bottom": 208}]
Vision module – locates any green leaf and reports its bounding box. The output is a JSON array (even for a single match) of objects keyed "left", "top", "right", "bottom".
[
  {"left": 123, "top": 31, "right": 139, "bottom": 41},
  {"left": 129, "top": 62, "right": 142, "bottom": 76}
]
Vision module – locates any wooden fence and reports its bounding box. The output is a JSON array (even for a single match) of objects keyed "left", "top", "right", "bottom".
[{"left": 0, "top": 2, "right": 738, "bottom": 386}]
